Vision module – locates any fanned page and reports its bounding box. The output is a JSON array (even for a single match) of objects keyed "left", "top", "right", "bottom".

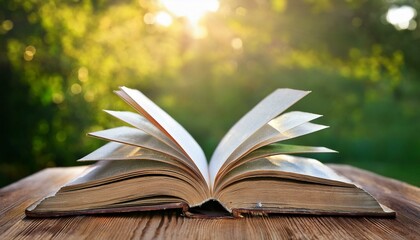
[
  {"left": 77, "top": 142, "right": 205, "bottom": 186},
  {"left": 215, "top": 155, "right": 353, "bottom": 193},
  {"left": 103, "top": 110, "right": 181, "bottom": 152},
  {"left": 116, "top": 87, "right": 209, "bottom": 186},
  {"left": 225, "top": 112, "right": 326, "bottom": 165},
  {"left": 87, "top": 126, "right": 187, "bottom": 161},
  {"left": 209, "top": 89, "right": 310, "bottom": 185},
  {"left": 214, "top": 142, "right": 337, "bottom": 188}
]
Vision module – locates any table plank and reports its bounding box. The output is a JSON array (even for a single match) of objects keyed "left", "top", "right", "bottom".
[{"left": 0, "top": 165, "right": 419, "bottom": 239}]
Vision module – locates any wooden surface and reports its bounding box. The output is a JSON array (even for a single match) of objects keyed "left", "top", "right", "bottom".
[{"left": 0, "top": 165, "right": 419, "bottom": 239}]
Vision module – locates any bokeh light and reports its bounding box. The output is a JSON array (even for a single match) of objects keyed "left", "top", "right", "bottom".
[
  {"left": 23, "top": 45, "right": 36, "bottom": 61},
  {"left": 2, "top": 20, "right": 13, "bottom": 31},
  {"left": 2, "top": 0, "right": 420, "bottom": 189},
  {"left": 386, "top": 5, "right": 417, "bottom": 30},
  {"left": 231, "top": 38, "right": 243, "bottom": 50},
  {"left": 78, "top": 67, "right": 89, "bottom": 82},
  {"left": 155, "top": 11, "right": 173, "bottom": 27},
  {"left": 70, "top": 83, "right": 82, "bottom": 95},
  {"left": 143, "top": 12, "right": 155, "bottom": 25}
]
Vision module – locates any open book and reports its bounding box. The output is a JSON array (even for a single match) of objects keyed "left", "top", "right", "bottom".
[{"left": 26, "top": 87, "right": 394, "bottom": 218}]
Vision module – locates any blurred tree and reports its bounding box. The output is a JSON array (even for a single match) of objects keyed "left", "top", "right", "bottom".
[{"left": 1, "top": 0, "right": 419, "bottom": 186}]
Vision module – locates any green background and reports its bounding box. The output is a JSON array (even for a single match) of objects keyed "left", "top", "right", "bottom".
[{"left": 1, "top": 0, "right": 419, "bottom": 187}]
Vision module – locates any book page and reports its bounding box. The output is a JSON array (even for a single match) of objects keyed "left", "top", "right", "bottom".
[
  {"left": 215, "top": 163, "right": 384, "bottom": 214},
  {"left": 268, "top": 111, "right": 321, "bottom": 132},
  {"left": 88, "top": 126, "right": 188, "bottom": 163},
  {"left": 209, "top": 89, "right": 310, "bottom": 185},
  {"left": 223, "top": 118, "right": 328, "bottom": 168},
  {"left": 214, "top": 121, "right": 330, "bottom": 185},
  {"left": 104, "top": 110, "right": 181, "bottom": 153},
  {"left": 58, "top": 160, "right": 211, "bottom": 207},
  {"left": 214, "top": 144, "right": 336, "bottom": 186},
  {"left": 117, "top": 87, "right": 209, "bottom": 186},
  {"left": 216, "top": 155, "right": 353, "bottom": 192},
  {"left": 225, "top": 111, "right": 322, "bottom": 164},
  {"left": 239, "top": 143, "right": 336, "bottom": 163},
  {"left": 66, "top": 159, "right": 177, "bottom": 187},
  {"left": 78, "top": 142, "right": 202, "bottom": 180},
  {"left": 78, "top": 142, "right": 179, "bottom": 162}
]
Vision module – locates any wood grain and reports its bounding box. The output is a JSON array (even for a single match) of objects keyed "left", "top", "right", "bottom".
[{"left": 1, "top": 165, "right": 419, "bottom": 239}]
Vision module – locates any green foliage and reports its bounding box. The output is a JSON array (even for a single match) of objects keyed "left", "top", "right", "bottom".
[{"left": 1, "top": 0, "right": 419, "bottom": 186}]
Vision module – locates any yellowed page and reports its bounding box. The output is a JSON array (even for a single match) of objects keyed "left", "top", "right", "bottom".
[
  {"left": 88, "top": 126, "right": 188, "bottom": 162},
  {"left": 209, "top": 89, "right": 310, "bottom": 185},
  {"left": 104, "top": 110, "right": 181, "bottom": 153},
  {"left": 78, "top": 142, "right": 178, "bottom": 162},
  {"left": 117, "top": 87, "right": 209, "bottom": 186},
  {"left": 225, "top": 111, "right": 323, "bottom": 164},
  {"left": 77, "top": 142, "right": 203, "bottom": 180},
  {"left": 56, "top": 160, "right": 210, "bottom": 206},
  {"left": 268, "top": 111, "right": 321, "bottom": 132},
  {"left": 67, "top": 160, "right": 175, "bottom": 187},
  {"left": 234, "top": 122, "right": 328, "bottom": 162},
  {"left": 215, "top": 144, "right": 336, "bottom": 185},
  {"left": 214, "top": 122, "right": 329, "bottom": 185},
  {"left": 239, "top": 143, "right": 336, "bottom": 163},
  {"left": 216, "top": 155, "right": 353, "bottom": 192}
]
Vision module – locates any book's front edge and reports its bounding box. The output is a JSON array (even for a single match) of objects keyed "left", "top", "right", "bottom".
[
  {"left": 230, "top": 206, "right": 396, "bottom": 218},
  {"left": 25, "top": 198, "right": 396, "bottom": 218},
  {"left": 25, "top": 198, "right": 189, "bottom": 218}
]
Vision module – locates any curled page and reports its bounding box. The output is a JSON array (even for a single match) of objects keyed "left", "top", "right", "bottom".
[
  {"left": 117, "top": 87, "right": 209, "bottom": 186},
  {"left": 209, "top": 89, "right": 310, "bottom": 185},
  {"left": 104, "top": 110, "right": 181, "bottom": 153},
  {"left": 225, "top": 111, "right": 323, "bottom": 164},
  {"left": 217, "top": 143, "right": 336, "bottom": 181},
  {"left": 214, "top": 122, "right": 330, "bottom": 186},
  {"left": 88, "top": 126, "right": 188, "bottom": 163},
  {"left": 78, "top": 142, "right": 203, "bottom": 180},
  {"left": 216, "top": 155, "right": 353, "bottom": 192},
  {"left": 240, "top": 143, "right": 337, "bottom": 162}
]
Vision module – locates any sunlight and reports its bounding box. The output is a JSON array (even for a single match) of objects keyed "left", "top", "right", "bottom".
[
  {"left": 155, "top": 11, "right": 173, "bottom": 27},
  {"left": 160, "top": 0, "right": 219, "bottom": 25},
  {"left": 386, "top": 5, "right": 417, "bottom": 30}
]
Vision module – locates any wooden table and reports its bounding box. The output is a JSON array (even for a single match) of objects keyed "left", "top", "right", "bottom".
[{"left": 1, "top": 164, "right": 419, "bottom": 239}]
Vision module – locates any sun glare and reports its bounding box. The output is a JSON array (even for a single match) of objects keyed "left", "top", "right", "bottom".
[
  {"left": 155, "top": 11, "right": 173, "bottom": 27},
  {"left": 152, "top": 0, "right": 220, "bottom": 38},
  {"left": 160, "top": 0, "right": 219, "bottom": 25},
  {"left": 386, "top": 5, "right": 417, "bottom": 30}
]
